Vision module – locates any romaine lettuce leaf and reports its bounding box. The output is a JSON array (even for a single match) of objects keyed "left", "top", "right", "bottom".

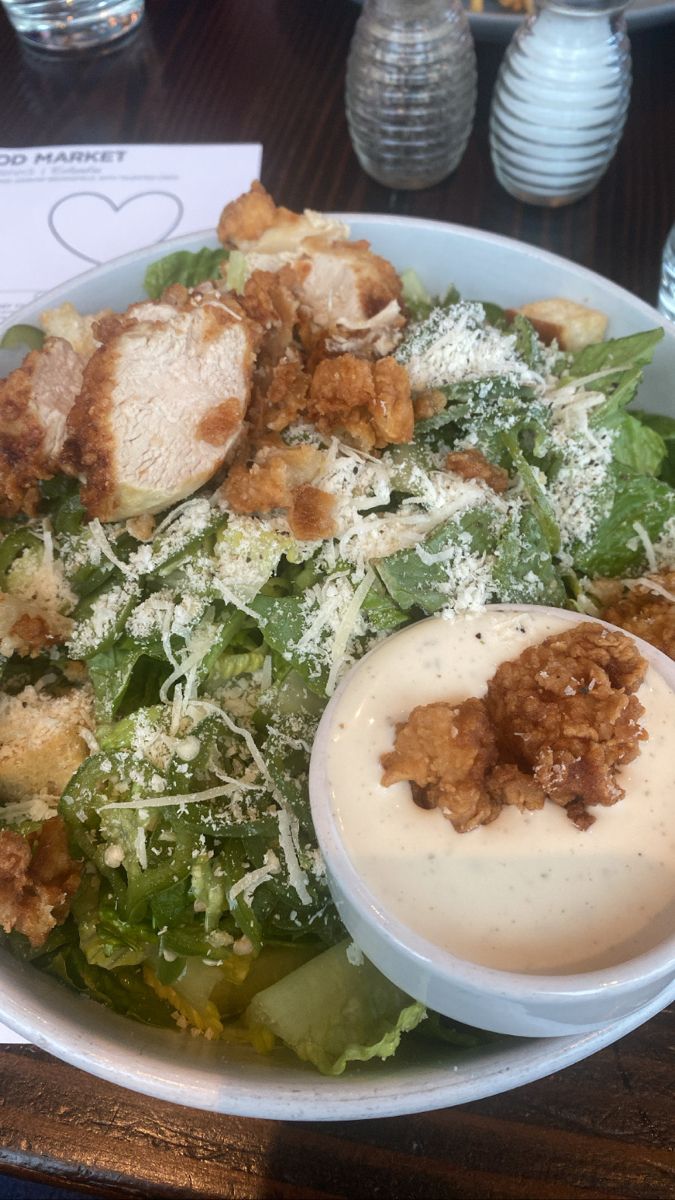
[
  {"left": 376, "top": 504, "right": 565, "bottom": 615},
  {"left": 413, "top": 1011, "right": 495, "bottom": 1049},
  {"left": 633, "top": 412, "right": 675, "bottom": 486},
  {"left": 144, "top": 247, "right": 227, "bottom": 299},
  {"left": 246, "top": 940, "right": 426, "bottom": 1075},
  {"left": 571, "top": 471, "right": 675, "bottom": 577},
  {"left": 399, "top": 270, "right": 459, "bottom": 323},
  {"left": 252, "top": 593, "right": 328, "bottom": 693},
  {"left": 603, "top": 411, "right": 666, "bottom": 477},
  {"left": 47, "top": 945, "right": 175, "bottom": 1027},
  {"left": 562, "top": 330, "right": 664, "bottom": 427},
  {"left": 566, "top": 328, "right": 664, "bottom": 380},
  {"left": 0, "top": 528, "right": 43, "bottom": 587},
  {"left": 86, "top": 639, "right": 152, "bottom": 719}
]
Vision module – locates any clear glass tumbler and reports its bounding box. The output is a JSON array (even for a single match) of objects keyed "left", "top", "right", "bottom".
[
  {"left": 657, "top": 224, "right": 675, "bottom": 324},
  {"left": 1, "top": 0, "right": 144, "bottom": 52}
]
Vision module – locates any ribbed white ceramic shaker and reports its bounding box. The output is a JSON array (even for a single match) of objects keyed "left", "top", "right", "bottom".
[
  {"left": 345, "top": 0, "right": 477, "bottom": 190},
  {"left": 489, "top": 0, "right": 631, "bottom": 207}
]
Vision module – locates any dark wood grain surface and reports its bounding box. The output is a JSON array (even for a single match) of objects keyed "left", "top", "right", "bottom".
[{"left": 0, "top": 1, "right": 673, "bottom": 1197}]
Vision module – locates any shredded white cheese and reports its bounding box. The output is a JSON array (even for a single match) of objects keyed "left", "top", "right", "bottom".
[{"left": 396, "top": 301, "right": 545, "bottom": 393}]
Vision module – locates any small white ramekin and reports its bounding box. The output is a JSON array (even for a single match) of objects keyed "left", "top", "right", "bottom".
[{"left": 309, "top": 606, "right": 675, "bottom": 1038}]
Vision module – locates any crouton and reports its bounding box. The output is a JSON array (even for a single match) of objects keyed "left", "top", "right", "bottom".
[
  {"left": 513, "top": 298, "right": 608, "bottom": 352},
  {"left": 0, "top": 684, "right": 95, "bottom": 803}
]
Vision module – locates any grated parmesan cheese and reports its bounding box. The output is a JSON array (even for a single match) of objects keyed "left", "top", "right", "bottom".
[
  {"left": 228, "top": 849, "right": 280, "bottom": 907},
  {"left": 653, "top": 516, "right": 675, "bottom": 570},
  {"left": 546, "top": 400, "right": 614, "bottom": 550},
  {"left": 68, "top": 582, "right": 140, "bottom": 659},
  {"left": 135, "top": 825, "right": 148, "bottom": 870},
  {"left": 396, "top": 302, "right": 545, "bottom": 393},
  {"left": 631, "top": 522, "right": 657, "bottom": 573}
]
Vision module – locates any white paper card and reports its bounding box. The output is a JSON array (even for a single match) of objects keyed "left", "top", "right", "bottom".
[
  {"left": 0, "top": 142, "right": 262, "bottom": 324},
  {"left": 0, "top": 142, "right": 261, "bottom": 1043}
]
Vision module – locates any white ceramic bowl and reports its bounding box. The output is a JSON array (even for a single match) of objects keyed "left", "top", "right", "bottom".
[
  {"left": 310, "top": 606, "right": 675, "bottom": 1040},
  {"left": 1, "top": 217, "right": 674, "bottom": 1119}
]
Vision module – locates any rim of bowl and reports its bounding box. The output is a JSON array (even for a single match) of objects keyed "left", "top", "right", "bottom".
[
  {"left": 1, "top": 213, "right": 673, "bottom": 344},
  {"left": 310, "top": 605, "right": 675, "bottom": 1002}
]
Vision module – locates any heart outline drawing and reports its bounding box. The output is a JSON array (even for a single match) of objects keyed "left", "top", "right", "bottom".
[{"left": 48, "top": 190, "right": 185, "bottom": 265}]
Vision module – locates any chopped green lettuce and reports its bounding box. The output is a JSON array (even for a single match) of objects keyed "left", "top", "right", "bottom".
[
  {"left": 377, "top": 504, "right": 565, "bottom": 615},
  {"left": 0, "top": 323, "right": 44, "bottom": 351},
  {"left": 144, "top": 247, "right": 228, "bottom": 299},
  {"left": 571, "top": 472, "right": 675, "bottom": 577},
  {"left": 246, "top": 941, "right": 427, "bottom": 1075},
  {"left": 634, "top": 412, "right": 675, "bottom": 486}
]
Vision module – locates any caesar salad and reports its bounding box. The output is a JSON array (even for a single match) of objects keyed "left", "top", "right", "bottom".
[{"left": 0, "top": 184, "right": 673, "bottom": 1074}]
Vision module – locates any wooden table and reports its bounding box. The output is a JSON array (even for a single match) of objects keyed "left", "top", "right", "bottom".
[{"left": 0, "top": 1, "right": 673, "bottom": 1197}]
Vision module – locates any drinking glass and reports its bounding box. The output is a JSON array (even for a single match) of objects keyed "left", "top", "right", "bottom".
[
  {"left": 657, "top": 223, "right": 675, "bottom": 324},
  {"left": 1, "top": 0, "right": 144, "bottom": 52}
]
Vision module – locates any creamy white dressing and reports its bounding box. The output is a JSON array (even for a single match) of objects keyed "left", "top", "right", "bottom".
[{"left": 326, "top": 610, "right": 675, "bottom": 975}]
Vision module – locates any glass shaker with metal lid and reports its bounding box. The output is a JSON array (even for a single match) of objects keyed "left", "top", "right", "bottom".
[{"left": 489, "top": 0, "right": 631, "bottom": 207}]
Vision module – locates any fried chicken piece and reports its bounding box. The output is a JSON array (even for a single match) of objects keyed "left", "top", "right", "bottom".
[
  {"left": 413, "top": 389, "right": 447, "bottom": 421},
  {"left": 222, "top": 443, "right": 336, "bottom": 539},
  {"left": 218, "top": 185, "right": 405, "bottom": 358},
  {"left": 218, "top": 181, "right": 349, "bottom": 256},
  {"left": 0, "top": 817, "right": 81, "bottom": 948},
  {"left": 217, "top": 180, "right": 281, "bottom": 245},
  {"left": 63, "top": 300, "right": 259, "bottom": 521},
  {"left": 563, "top": 799, "right": 597, "bottom": 832},
  {"left": 222, "top": 457, "right": 290, "bottom": 514},
  {"left": 236, "top": 267, "right": 299, "bottom": 382},
  {"left": 254, "top": 353, "right": 311, "bottom": 434},
  {"left": 487, "top": 762, "right": 546, "bottom": 812},
  {"left": 445, "top": 448, "right": 510, "bottom": 494},
  {"left": 223, "top": 443, "right": 325, "bottom": 513},
  {"left": 380, "top": 697, "right": 501, "bottom": 833},
  {"left": 598, "top": 572, "right": 675, "bottom": 660},
  {"left": 309, "top": 354, "right": 413, "bottom": 451},
  {"left": 293, "top": 237, "right": 406, "bottom": 359},
  {"left": 487, "top": 624, "right": 647, "bottom": 823},
  {"left": 0, "top": 338, "right": 84, "bottom": 517}
]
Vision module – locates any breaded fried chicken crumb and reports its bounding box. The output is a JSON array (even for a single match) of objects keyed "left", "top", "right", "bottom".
[
  {"left": 381, "top": 622, "right": 648, "bottom": 834},
  {"left": 487, "top": 624, "right": 647, "bottom": 827},
  {"left": 445, "top": 448, "right": 510, "bottom": 494},
  {"left": 309, "top": 354, "right": 413, "bottom": 450},
  {"left": 598, "top": 571, "right": 675, "bottom": 661},
  {"left": 222, "top": 443, "right": 324, "bottom": 515},
  {"left": 380, "top": 698, "right": 501, "bottom": 833},
  {"left": 0, "top": 816, "right": 81, "bottom": 948}
]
